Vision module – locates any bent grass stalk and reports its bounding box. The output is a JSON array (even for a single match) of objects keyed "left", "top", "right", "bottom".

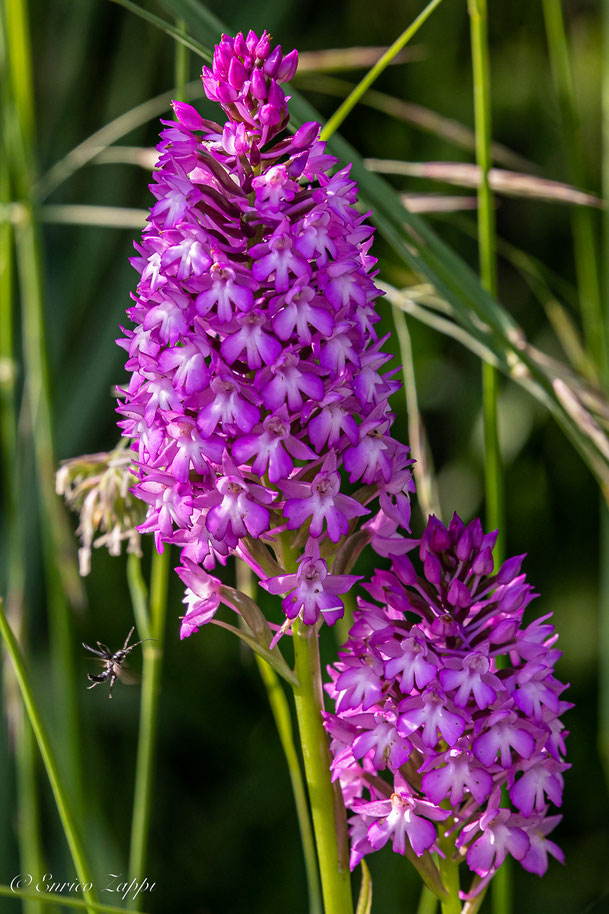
[
  {"left": 0, "top": 600, "right": 97, "bottom": 914},
  {"left": 320, "top": 0, "right": 445, "bottom": 142},
  {"left": 0, "top": 885, "right": 149, "bottom": 914},
  {"left": 391, "top": 305, "right": 441, "bottom": 520}
]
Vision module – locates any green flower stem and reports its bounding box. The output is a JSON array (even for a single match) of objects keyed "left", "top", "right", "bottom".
[
  {"left": 0, "top": 885, "right": 149, "bottom": 914},
  {"left": 0, "top": 600, "right": 97, "bottom": 913},
  {"left": 292, "top": 619, "right": 353, "bottom": 914},
  {"left": 128, "top": 548, "right": 170, "bottom": 910},
  {"left": 320, "top": 0, "right": 445, "bottom": 141},
  {"left": 436, "top": 833, "right": 461, "bottom": 914},
  {"left": 236, "top": 561, "right": 322, "bottom": 914},
  {"left": 127, "top": 554, "right": 152, "bottom": 643},
  {"left": 437, "top": 865, "right": 460, "bottom": 914}
]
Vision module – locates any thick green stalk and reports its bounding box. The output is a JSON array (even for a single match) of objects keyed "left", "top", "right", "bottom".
[
  {"left": 320, "top": 0, "right": 445, "bottom": 141},
  {"left": 292, "top": 620, "right": 353, "bottom": 914},
  {"left": 468, "top": 4, "right": 509, "bottom": 913},
  {"left": 436, "top": 834, "right": 460, "bottom": 914},
  {"left": 0, "top": 601, "right": 97, "bottom": 913},
  {"left": 128, "top": 548, "right": 170, "bottom": 909},
  {"left": 236, "top": 561, "right": 322, "bottom": 914}
]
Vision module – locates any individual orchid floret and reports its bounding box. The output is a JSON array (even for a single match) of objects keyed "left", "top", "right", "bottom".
[
  {"left": 261, "top": 538, "right": 361, "bottom": 626},
  {"left": 176, "top": 557, "right": 222, "bottom": 638},
  {"left": 117, "top": 28, "right": 414, "bottom": 640},
  {"left": 324, "top": 512, "right": 570, "bottom": 896}
]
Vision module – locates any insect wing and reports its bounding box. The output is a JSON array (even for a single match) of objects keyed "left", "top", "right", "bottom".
[{"left": 115, "top": 662, "right": 139, "bottom": 686}]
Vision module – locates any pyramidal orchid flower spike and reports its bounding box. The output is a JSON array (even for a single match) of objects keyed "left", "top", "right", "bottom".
[
  {"left": 116, "top": 29, "right": 414, "bottom": 642},
  {"left": 324, "top": 512, "right": 570, "bottom": 900}
]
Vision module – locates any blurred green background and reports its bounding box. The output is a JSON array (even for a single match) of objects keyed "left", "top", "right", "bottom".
[{"left": 1, "top": 1, "right": 608, "bottom": 912}]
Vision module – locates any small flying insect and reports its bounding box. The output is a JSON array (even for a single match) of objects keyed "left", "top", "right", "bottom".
[{"left": 83, "top": 627, "right": 147, "bottom": 699}]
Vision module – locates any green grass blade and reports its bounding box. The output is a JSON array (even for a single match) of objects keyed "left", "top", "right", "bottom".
[
  {"left": 542, "top": 0, "right": 606, "bottom": 376},
  {"left": 0, "top": 600, "right": 98, "bottom": 912},
  {"left": 355, "top": 860, "right": 372, "bottom": 914},
  {"left": 391, "top": 306, "right": 441, "bottom": 519},
  {"left": 0, "top": 885, "right": 149, "bottom": 914},
  {"left": 320, "top": 0, "right": 446, "bottom": 141},
  {"left": 109, "top": 0, "right": 211, "bottom": 62},
  {"left": 293, "top": 73, "right": 534, "bottom": 171}
]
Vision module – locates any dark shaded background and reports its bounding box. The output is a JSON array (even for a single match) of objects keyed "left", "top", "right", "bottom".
[{"left": 1, "top": 1, "right": 607, "bottom": 912}]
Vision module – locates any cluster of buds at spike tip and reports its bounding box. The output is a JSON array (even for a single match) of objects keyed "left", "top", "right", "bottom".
[
  {"left": 116, "top": 29, "right": 415, "bottom": 640},
  {"left": 56, "top": 441, "right": 145, "bottom": 575},
  {"left": 324, "top": 513, "right": 570, "bottom": 896}
]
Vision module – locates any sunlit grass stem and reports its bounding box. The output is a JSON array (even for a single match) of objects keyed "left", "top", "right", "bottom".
[
  {"left": 391, "top": 305, "right": 441, "bottom": 520},
  {"left": 0, "top": 600, "right": 97, "bottom": 913},
  {"left": 320, "top": 0, "right": 445, "bottom": 141}
]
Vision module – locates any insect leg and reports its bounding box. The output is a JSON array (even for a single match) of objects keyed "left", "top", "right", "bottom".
[{"left": 82, "top": 643, "right": 108, "bottom": 658}]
